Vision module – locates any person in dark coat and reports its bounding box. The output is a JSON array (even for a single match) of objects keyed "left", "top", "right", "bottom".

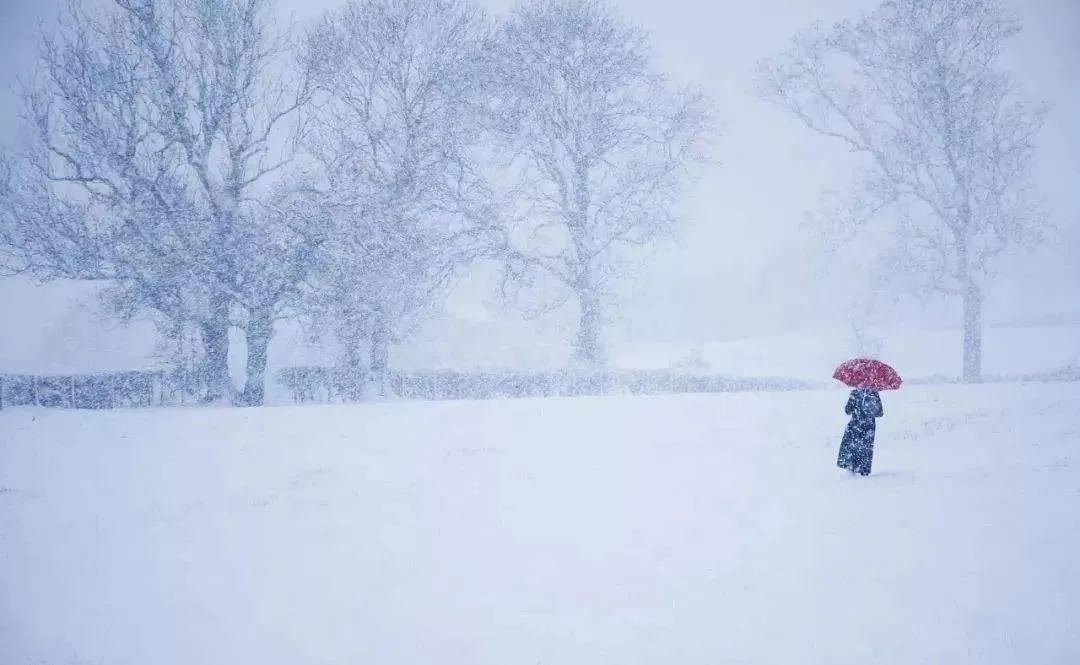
[{"left": 837, "top": 389, "right": 883, "bottom": 476}]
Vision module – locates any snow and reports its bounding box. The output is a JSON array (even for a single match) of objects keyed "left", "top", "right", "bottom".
[
  {"left": 617, "top": 324, "right": 1080, "bottom": 380},
  {"left": 2, "top": 384, "right": 1079, "bottom": 664},
  {"left": 0, "top": 278, "right": 162, "bottom": 375},
  {"left": 4, "top": 275, "right": 1077, "bottom": 386}
]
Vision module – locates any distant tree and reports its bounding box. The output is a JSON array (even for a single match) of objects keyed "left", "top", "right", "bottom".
[
  {"left": 301, "top": 0, "right": 496, "bottom": 397},
  {"left": 759, "top": 0, "right": 1046, "bottom": 382},
  {"left": 489, "top": 0, "right": 711, "bottom": 368},
  {"left": 0, "top": 0, "right": 311, "bottom": 404}
]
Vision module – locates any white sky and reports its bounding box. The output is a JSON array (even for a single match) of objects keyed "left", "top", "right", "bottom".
[{"left": 1, "top": 0, "right": 1077, "bottom": 350}]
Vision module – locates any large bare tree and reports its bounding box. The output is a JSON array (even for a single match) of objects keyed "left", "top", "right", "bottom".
[
  {"left": 301, "top": 0, "right": 496, "bottom": 397},
  {"left": 489, "top": 0, "right": 710, "bottom": 368},
  {"left": 232, "top": 178, "right": 326, "bottom": 405},
  {"left": 759, "top": 0, "right": 1046, "bottom": 382},
  {"left": 0, "top": 0, "right": 311, "bottom": 403}
]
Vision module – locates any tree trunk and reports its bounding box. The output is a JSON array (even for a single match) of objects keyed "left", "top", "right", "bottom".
[
  {"left": 369, "top": 313, "right": 390, "bottom": 399},
  {"left": 574, "top": 292, "right": 605, "bottom": 368},
  {"left": 332, "top": 307, "right": 369, "bottom": 402},
  {"left": 338, "top": 350, "right": 367, "bottom": 403},
  {"left": 200, "top": 295, "right": 231, "bottom": 404},
  {"left": 240, "top": 306, "right": 273, "bottom": 407},
  {"left": 568, "top": 158, "right": 603, "bottom": 369},
  {"left": 962, "top": 281, "right": 983, "bottom": 383}
]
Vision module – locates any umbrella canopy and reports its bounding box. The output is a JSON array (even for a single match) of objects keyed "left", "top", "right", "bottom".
[{"left": 833, "top": 358, "right": 903, "bottom": 391}]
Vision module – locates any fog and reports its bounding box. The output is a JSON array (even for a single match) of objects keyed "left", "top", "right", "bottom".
[{"left": 1, "top": 0, "right": 1077, "bottom": 375}]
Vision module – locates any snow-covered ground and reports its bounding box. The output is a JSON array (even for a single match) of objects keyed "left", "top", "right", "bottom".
[{"left": 2, "top": 384, "right": 1078, "bottom": 664}]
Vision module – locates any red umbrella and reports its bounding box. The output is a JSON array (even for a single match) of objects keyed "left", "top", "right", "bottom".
[{"left": 833, "top": 358, "right": 902, "bottom": 391}]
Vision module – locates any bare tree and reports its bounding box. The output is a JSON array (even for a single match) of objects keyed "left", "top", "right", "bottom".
[
  {"left": 302, "top": 0, "right": 496, "bottom": 397},
  {"left": 0, "top": 0, "right": 311, "bottom": 403},
  {"left": 759, "top": 0, "right": 1046, "bottom": 382},
  {"left": 489, "top": 0, "right": 710, "bottom": 368}
]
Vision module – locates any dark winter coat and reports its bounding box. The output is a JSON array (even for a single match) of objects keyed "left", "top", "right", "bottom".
[{"left": 837, "top": 389, "right": 883, "bottom": 476}]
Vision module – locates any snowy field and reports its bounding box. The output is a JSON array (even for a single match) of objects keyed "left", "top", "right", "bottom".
[{"left": 2, "top": 384, "right": 1079, "bottom": 664}]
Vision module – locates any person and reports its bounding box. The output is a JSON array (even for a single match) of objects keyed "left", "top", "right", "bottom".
[{"left": 837, "top": 388, "right": 883, "bottom": 476}]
